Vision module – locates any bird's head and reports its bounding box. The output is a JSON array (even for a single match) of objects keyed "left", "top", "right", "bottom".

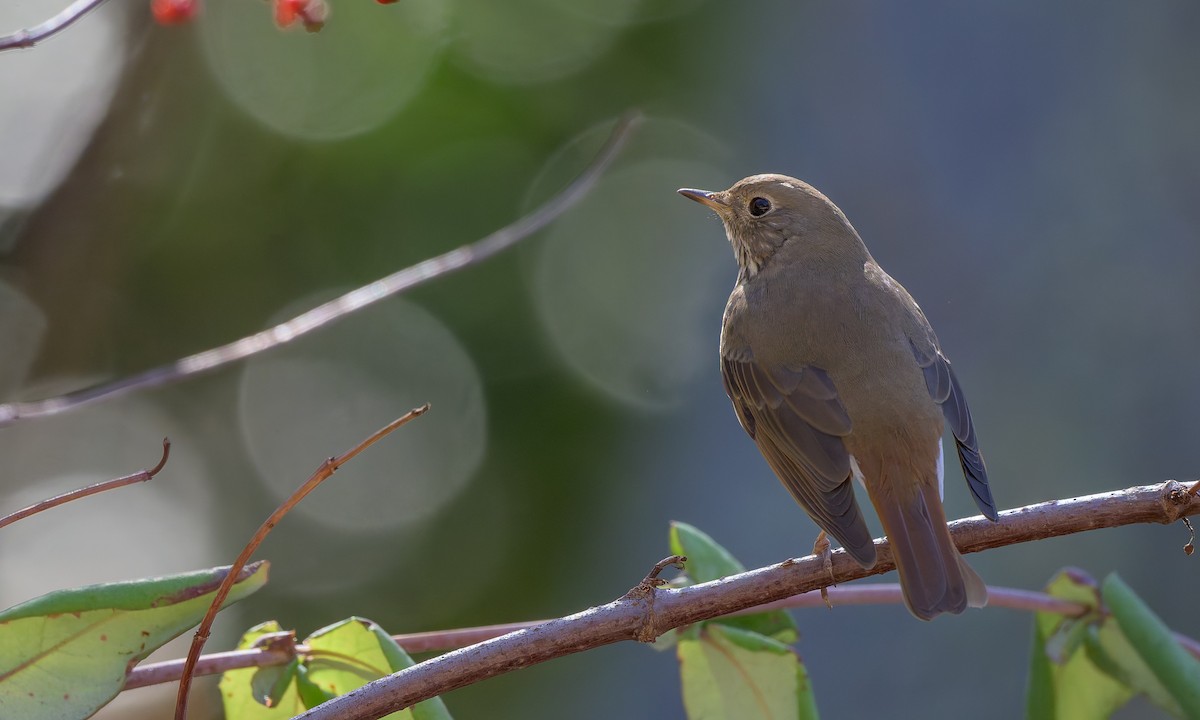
[{"left": 678, "top": 174, "right": 864, "bottom": 277}]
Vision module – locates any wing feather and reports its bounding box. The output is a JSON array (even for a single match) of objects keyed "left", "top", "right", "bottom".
[
  {"left": 721, "top": 354, "right": 876, "bottom": 566},
  {"left": 911, "top": 341, "right": 998, "bottom": 521}
]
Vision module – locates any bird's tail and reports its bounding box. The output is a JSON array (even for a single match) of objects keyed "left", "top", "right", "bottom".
[{"left": 871, "top": 469, "right": 987, "bottom": 621}]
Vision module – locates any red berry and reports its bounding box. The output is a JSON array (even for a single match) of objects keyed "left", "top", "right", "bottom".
[
  {"left": 273, "top": 0, "right": 327, "bottom": 32},
  {"left": 151, "top": 0, "right": 199, "bottom": 25}
]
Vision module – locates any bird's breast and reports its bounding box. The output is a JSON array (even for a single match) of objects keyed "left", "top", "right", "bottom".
[{"left": 731, "top": 270, "right": 943, "bottom": 444}]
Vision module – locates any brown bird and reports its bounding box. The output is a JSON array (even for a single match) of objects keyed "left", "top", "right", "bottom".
[{"left": 679, "top": 174, "right": 998, "bottom": 620}]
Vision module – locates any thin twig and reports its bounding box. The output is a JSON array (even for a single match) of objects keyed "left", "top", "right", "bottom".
[
  {"left": 743, "top": 584, "right": 1090, "bottom": 617},
  {"left": 1178, "top": 632, "right": 1200, "bottom": 661},
  {"left": 172, "top": 406, "right": 429, "bottom": 720},
  {"left": 0, "top": 0, "right": 112, "bottom": 52},
  {"left": 0, "top": 439, "right": 170, "bottom": 529},
  {"left": 0, "top": 112, "right": 641, "bottom": 429},
  {"left": 293, "top": 480, "right": 1200, "bottom": 720},
  {"left": 636, "top": 555, "right": 687, "bottom": 589}
]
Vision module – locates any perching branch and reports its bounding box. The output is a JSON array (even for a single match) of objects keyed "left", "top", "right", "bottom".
[
  {"left": 0, "top": 112, "right": 640, "bottom": 428},
  {"left": 0, "top": 438, "right": 170, "bottom": 529},
  {"left": 0, "top": 0, "right": 112, "bottom": 52},
  {"left": 294, "top": 480, "right": 1200, "bottom": 720},
  {"left": 173, "top": 406, "right": 430, "bottom": 720},
  {"left": 122, "top": 580, "right": 1200, "bottom": 691}
]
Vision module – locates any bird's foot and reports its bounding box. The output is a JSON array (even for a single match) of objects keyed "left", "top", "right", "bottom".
[{"left": 812, "top": 530, "right": 835, "bottom": 609}]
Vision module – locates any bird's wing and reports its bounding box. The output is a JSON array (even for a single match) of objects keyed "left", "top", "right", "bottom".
[
  {"left": 910, "top": 339, "right": 998, "bottom": 521},
  {"left": 721, "top": 352, "right": 876, "bottom": 565}
]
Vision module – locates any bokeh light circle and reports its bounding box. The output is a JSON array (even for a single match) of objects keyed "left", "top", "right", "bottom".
[
  {"left": 452, "top": 0, "right": 627, "bottom": 86},
  {"left": 238, "top": 294, "right": 486, "bottom": 532},
  {"left": 200, "top": 0, "right": 448, "bottom": 141},
  {"left": 0, "top": 400, "right": 217, "bottom": 609},
  {"left": 0, "top": 2, "right": 123, "bottom": 208},
  {"left": 533, "top": 156, "right": 731, "bottom": 410},
  {"left": 550, "top": 0, "right": 704, "bottom": 25}
]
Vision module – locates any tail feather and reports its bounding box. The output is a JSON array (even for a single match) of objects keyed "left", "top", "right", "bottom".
[
  {"left": 873, "top": 475, "right": 986, "bottom": 620},
  {"left": 959, "top": 553, "right": 988, "bottom": 609}
]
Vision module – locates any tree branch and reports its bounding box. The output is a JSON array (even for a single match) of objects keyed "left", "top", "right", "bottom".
[
  {"left": 293, "top": 480, "right": 1200, "bottom": 720},
  {"left": 0, "top": 0, "right": 112, "bottom": 52},
  {"left": 110, "top": 583, "right": 1097, "bottom": 690},
  {"left": 122, "top": 579, "right": 1200, "bottom": 691},
  {"left": 0, "top": 112, "right": 640, "bottom": 428}
]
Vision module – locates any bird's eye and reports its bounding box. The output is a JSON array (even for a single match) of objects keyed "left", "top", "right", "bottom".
[{"left": 748, "top": 197, "right": 771, "bottom": 217}]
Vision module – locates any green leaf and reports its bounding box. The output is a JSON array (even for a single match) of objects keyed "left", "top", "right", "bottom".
[
  {"left": 222, "top": 617, "right": 452, "bottom": 720},
  {"left": 360, "top": 622, "right": 451, "bottom": 720},
  {"left": 304, "top": 617, "right": 451, "bottom": 719},
  {"left": 0, "top": 562, "right": 269, "bottom": 720},
  {"left": 670, "top": 521, "right": 745, "bottom": 583},
  {"left": 294, "top": 663, "right": 336, "bottom": 709},
  {"left": 220, "top": 621, "right": 304, "bottom": 719},
  {"left": 1027, "top": 569, "right": 1200, "bottom": 720},
  {"left": 714, "top": 612, "right": 799, "bottom": 646},
  {"left": 1085, "top": 621, "right": 1182, "bottom": 716},
  {"left": 1102, "top": 574, "right": 1200, "bottom": 717},
  {"left": 251, "top": 659, "right": 301, "bottom": 709},
  {"left": 669, "top": 522, "right": 798, "bottom": 643},
  {"left": 678, "top": 624, "right": 818, "bottom": 720},
  {"left": 1026, "top": 568, "right": 1132, "bottom": 720}
]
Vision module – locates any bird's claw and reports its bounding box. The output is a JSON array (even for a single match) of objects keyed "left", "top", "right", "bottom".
[{"left": 812, "top": 530, "right": 835, "bottom": 609}]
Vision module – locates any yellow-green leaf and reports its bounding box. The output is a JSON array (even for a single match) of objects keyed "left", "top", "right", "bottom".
[
  {"left": 220, "top": 621, "right": 303, "bottom": 719},
  {"left": 678, "top": 624, "right": 817, "bottom": 720},
  {"left": 304, "top": 617, "right": 450, "bottom": 720},
  {"left": 222, "top": 617, "right": 451, "bottom": 720},
  {"left": 0, "top": 562, "right": 268, "bottom": 720},
  {"left": 1102, "top": 574, "right": 1200, "bottom": 717},
  {"left": 669, "top": 522, "right": 798, "bottom": 643},
  {"left": 1026, "top": 568, "right": 1132, "bottom": 720},
  {"left": 670, "top": 521, "right": 745, "bottom": 583}
]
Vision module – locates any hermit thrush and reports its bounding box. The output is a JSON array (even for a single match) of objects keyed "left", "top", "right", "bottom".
[{"left": 679, "top": 174, "right": 998, "bottom": 620}]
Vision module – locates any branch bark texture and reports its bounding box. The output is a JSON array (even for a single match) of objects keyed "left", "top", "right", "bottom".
[{"left": 298, "top": 480, "right": 1200, "bottom": 720}]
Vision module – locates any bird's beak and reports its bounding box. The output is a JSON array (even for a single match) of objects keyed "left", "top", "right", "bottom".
[{"left": 677, "top": 188, "right": 728, "bottom": 213}]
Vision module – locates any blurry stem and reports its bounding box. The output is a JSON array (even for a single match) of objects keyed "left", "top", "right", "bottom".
[
  {"left": 172, "top": 405, "right": 429, "bottom": 720},
  {"left": 122, "top": 580, "right": 1200, "bottom": 691},
  {"left": 293, "top": 479, "right": 1200, "bottom": 720},
  {"left": 0, "top": 438, "right": 169, "bottom": 529},
  {"left": 0, "top": 112, "right": 641, "bottom": 428},
  {"left": 0, "top": 0, "right": 110, "bottom": 51}
]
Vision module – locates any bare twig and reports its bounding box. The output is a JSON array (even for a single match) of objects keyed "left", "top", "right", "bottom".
[
  {"left": 744, "top": 584, "right": 1090, "bottom": 617},
  {"left": 293, "top": 480, "right": 1200, "bottom": 720},
  {"left": 0, "top": 439, "right": 170, "bottom": 529},
  {"left": 0, "top": 112, "right": 641, "bottom": 429},
  {"left": 0, "top": 0, "right": 112, "bottom": 52},
  {"left": 173, "top": 406, "right": 429, "bottom": 720},
  {"left": 634, "top": 555, "right": 687, "bottom": 589}
]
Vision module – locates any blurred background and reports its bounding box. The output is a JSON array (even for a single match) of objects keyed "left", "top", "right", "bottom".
[{"left": 1, "top": 1, "right": 1198, "bottom": 717}]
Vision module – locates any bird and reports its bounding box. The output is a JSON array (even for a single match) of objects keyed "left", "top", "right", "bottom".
[{"left": 678, "top": 174, "right": 998, "bottom": 620}]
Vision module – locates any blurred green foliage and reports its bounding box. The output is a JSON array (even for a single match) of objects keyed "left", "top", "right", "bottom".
[{"left": 1, "top": 1, "right": 1198, "bottom": 718}]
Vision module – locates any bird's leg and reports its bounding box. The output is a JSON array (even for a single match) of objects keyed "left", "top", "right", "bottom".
[{"left": 812, "top": 530, "right": 835, "bottom": 609}]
